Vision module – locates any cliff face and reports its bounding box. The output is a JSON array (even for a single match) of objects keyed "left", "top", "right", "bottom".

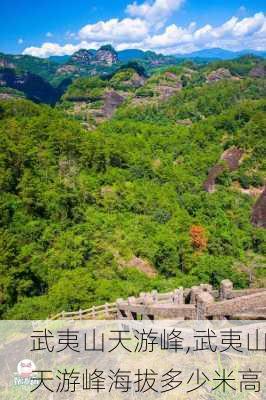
[
  {"left": 95, "top": 46, "right": 118, "bottom": 65},
  {"left": 252, "top": 187, "right": 266, "bottom": 228},
  {"left": 0, "top": 68, "right": 60, "bottom": 104},
  {"left": 70, "top": 49, "right": 95, "bottom": 65},
  {"left": 64, "top": 47, "right": 118, "bottom": 71}
]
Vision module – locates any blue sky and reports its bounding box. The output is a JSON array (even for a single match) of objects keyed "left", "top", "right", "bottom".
[{"left": 1, "top": 0, "right": 266, "bottom": 56}]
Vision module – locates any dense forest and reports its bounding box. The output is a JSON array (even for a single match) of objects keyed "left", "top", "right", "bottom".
[{"left": 0, "top": 54, "right": 265, "bottom": 319}]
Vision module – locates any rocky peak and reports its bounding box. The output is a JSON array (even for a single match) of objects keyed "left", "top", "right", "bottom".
[
  {"left": 70, "top": 49, "right": 95, "bottom": 65},
  {"left": 95, "top": 45, "right": 118, "bottom": 65}
]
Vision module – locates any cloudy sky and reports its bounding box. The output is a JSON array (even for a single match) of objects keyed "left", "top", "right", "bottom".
[{"left": 1, "top": 0, "right": 266, "bottom": 57}]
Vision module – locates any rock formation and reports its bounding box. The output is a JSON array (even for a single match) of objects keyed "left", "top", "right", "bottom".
[
  {"left": 203, "top": 147, "right": 244, "bottom": 193},
  {"left": 207, "top": 68, "right": 232, "bottom": 82},
  {"left": 95, "top": 45, "right": 118, "bottom": 65},
  {"left": 126, "top": 256, "right": 158, "bottom": 278},
  {"left": 103, "top": 90, "right": 125, "bottom": 118},
  {"left": 70, "top": 49, "right": 95, "bottom": 65},
  {"left": 0, "top": 59, "right": 15, "bottom": 69},
  {"left": 129, "top": 72, "right": 146, "bottom": 88},
  {"left": 249, "top": 65, "right": 266, "bottom": 78},
  {"left": 56, "top": 64, "right": 79, "bottom": 75},
  {"left": 252, "top": 186, "right": 266, "bottom": 228}
]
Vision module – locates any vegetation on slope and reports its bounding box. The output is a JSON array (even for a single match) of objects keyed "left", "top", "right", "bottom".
[{"left": 0, "top": 56, "right": 265, "bottom": 319}]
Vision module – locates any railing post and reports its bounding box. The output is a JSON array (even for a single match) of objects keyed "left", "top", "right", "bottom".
[
  {"left": 127, "top": 297, "right": 137, "bottom": 320},
  {"left": 190, "top": 287, "right": 201, "bottom": 304},
  {"left": 179, "top": 287, "right": 184, "bottom": 304},
  {"left": 105, "top": 303, "right": 109, "bottom": 318},
  {"left": 173, "top": 288, "right": 184, "bottom": 304},
  {"left": 151, "top": 290, "right": 158, "bottom": 303},
  {"left": 62, "top": 311, "right": 65, "bottom": 320},
  {"left": 196, "top": 292, "right": 214, "bottom": 320},
  {"left": 79, "top": 309, "right": 82, "bottom": 320},
  {"left": 116, "top": 298, "right": 125, "bottom": 319},
  {"left": 139, "top": 292, "right": 146, "bottom": 304},
  {"left": 219, "top": 279, "right": 233, "bottom": 300},
  {"left": 92, "top": 306, "right": 96, "bottom": 319}
]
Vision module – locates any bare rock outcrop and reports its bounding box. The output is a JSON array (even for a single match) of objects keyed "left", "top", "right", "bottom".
[
  {"left": 56, "top": 64, "right": 79, "bottom": 75},
  {"left": 221, "top": 147, "right": 244, "bottom": 170},
  {"left": 203, "top": 147, "right": 244, "bottom": 193},
  {"left": 157, "top": 82, "right": 182, "bottom": 100},
  {"left": 0, "top": 92, "right": 20, "bottom": 100},
  {"left": 176, "top": 118, "right": 192, "bottom": 126},
  {"left": 249, "top": 65, "right": 266, "bottom": 78},
  {"left": 252, "top": 186, "right": 266, "bottom": 228},
  {"left": 207, "top": 68, "right": 232, "bottom": 82},
  {"left": 126, "top": 256, "right": 158, "bottom": 278},
  {"left": 103, "top": 90, "right": 125, "bottom": 118},
  {"left": 130, "top": 72, "right": 146, "bottom": 88},
  {"left": 70, "top": 49, "right": 95, "bottom": 65},
  {"left": 0, "top": 59, "right": 15, "bottom": 69},
  {"left": 95, "top": 46, "right": 118, "bottom": 65}
]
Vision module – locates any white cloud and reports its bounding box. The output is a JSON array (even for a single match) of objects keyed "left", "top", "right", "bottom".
[
  {"left": 23, "top": 42, "right": 88, "bottom": 58},
  {"left": 142, "top": 12, "right": 266, "bottom": 53},
  {"left": 23, "top": 10, "right": 266, "bottom": 57},
  {"left": 231, "top": 12, "right": 265, "bottom": 37},
  {"left": 126, "top": 0, "right": 184, "bottom": 26},
  {"left": 18, "top": 38, "right": 24, "bottom": 44},
  {"left": 79, "top": 18, "right": 149, "bottom": 43},
  {"left": 46, "top": 32, "right": 53, "bottom": 38}
]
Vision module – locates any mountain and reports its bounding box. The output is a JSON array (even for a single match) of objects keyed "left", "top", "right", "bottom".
[
  {"left": 67, "top": 46, "right": 118, "bottom": 67},
  {"left": 175, "top": 48, "right": 266, "bottom": 60},
  {"left": 0, "top": 69, "right": 265, "bottom": 318},
  {"left": 59, "top": 55, "right": 266, "bottom": 130},
  {"left": 118, "top": 49, "right": 147, "bottom": 62},
  {"left": 0, "top": 67, "right": 61, "bottom": 104},
  {"left": 0, "top": 53, "right": 58, "bottom": 81}
]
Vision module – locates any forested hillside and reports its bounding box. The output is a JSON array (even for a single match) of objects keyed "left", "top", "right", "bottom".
[{"left": 0, "top": 57, "right": 265, "bottom": 319}]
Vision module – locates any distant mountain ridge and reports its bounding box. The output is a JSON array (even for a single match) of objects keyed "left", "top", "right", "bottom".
[
  {"left": 49, "top": 48, "right": 177, "bottom": 65},
  {"left": 48, "top": 47, "right": 266, "bottom": 63},
  {"left": 175, "top": 48, "right": 266, "bottom": 60},
  {"left": 0, "top": 46, "right": 265, "bottom": 103}
]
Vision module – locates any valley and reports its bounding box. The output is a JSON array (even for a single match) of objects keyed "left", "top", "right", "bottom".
[{"left": 0, "top": 46, "right": 265, "bottom": 319}]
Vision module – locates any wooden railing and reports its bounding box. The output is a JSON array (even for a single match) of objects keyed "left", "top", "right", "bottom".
[
  {"left": 50, "top": 302, "right": 117, "bottom": 320},
  {"left": 50, "top": 283, "right": 266, "bottom": 321}
]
